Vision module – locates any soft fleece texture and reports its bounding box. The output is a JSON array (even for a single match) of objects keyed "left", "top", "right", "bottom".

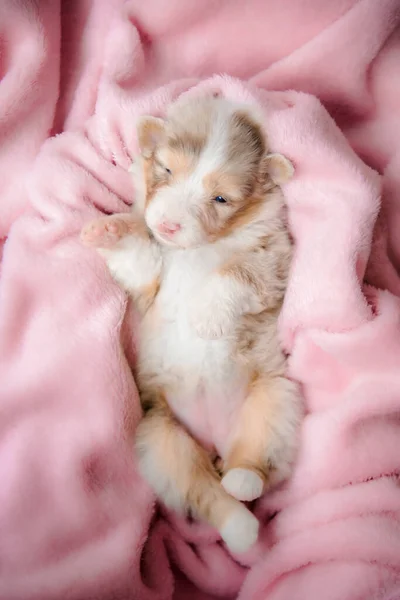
[{"left": 1, "top": 1, "right": 400, "bottom": 599}]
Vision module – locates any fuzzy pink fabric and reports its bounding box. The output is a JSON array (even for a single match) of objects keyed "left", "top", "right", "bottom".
[{"left": 1, "top": 1, "right": 400, "bottom": 599}]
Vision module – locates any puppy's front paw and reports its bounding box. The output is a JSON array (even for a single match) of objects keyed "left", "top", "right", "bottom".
[
  {"left": 81, "top": 216, "right": 133, "bottom": 249},
  {"left": 190, "top": 303, "right": 234, "bottom": 340}
]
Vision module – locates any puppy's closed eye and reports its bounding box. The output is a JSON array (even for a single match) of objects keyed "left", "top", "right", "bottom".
[{"left": 155, "top": 160, "right": 172, "bottom": 177}]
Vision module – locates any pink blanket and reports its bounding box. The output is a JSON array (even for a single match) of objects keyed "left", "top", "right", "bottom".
[{"left": 1, "top": 1, "right": 400, "bottom": 599}]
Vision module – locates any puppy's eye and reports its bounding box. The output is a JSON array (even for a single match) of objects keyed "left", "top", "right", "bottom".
[
  {"left": 214, "top": 195, "right": 227, "bottom": 203},
  {"left": 165, "top": 167, "right": 172, "bottom": 175}
]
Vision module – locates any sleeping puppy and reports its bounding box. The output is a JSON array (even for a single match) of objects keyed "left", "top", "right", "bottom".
[{"left": 81, "top": 95, "right": 302, "bottom": 554}]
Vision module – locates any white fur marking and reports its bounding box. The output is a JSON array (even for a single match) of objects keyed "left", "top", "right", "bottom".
[
  {"left": 222, "top": 468, "right": 264, "bottom": 501},
  {"left": 219, "top": 506, "right": 259, "bottom": 554}
]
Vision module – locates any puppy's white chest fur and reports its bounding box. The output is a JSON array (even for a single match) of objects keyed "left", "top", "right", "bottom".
[
  {"left": 138, "top": 245, "right": 247, "bottom": 450},
  {"left": 140, "top": 245, "right": 237, "bottom": 377}
]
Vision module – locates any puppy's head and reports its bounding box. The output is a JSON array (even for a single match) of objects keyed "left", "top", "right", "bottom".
[{"left": 133, "top": 97, "right": 293, "bottom": 248}]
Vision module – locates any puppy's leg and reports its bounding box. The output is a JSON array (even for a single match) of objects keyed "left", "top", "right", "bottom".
[
  {"left": 221, "top": 375, "right": 302, "bottom": 501},
  {"left": 81, "top": 214, "right": 161, "bottom": 314},
  {"left": 135, "top": 389, "right": 259, "bottom": 554}
]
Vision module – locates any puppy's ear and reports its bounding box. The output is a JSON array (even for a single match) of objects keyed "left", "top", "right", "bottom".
[
  {"left": 260, "top": 153, "right": 294, "bottom": 187},
  {"left": 137, "top": 116, "right": 166, "bottom": 158}
]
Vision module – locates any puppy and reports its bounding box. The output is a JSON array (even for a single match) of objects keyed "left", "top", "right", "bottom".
[{"left": 81, "top": 96, "right": 302, "bottom": 554}]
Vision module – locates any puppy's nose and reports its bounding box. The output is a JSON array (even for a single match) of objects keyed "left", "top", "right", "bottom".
[{"left": 157, "top": 221, "right": 181, "bottom": 235}]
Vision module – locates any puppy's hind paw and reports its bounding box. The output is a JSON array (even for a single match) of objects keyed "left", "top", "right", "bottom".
[
  {"left": 219, "top": 506, "right": 259, "bottom": 554},
  {"left": 222, "top": 468, "right": 264, "bottom": 502}
]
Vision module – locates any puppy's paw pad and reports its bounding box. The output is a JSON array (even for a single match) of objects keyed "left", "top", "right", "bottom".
[
  {"left": 81, "top": 219, "right": 126, "bottom": 248},
  {"left": 220, "top": 506, "right": 259, "bottom": 554},
  {"left": 222, "top": 468, "right": 264, "bottom": 502}
]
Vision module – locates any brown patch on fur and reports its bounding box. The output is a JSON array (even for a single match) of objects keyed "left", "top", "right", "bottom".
[
  {"left": 235, "top": 310, "right": 283, "bottom": 368},
  {"left": 135, "top": 385, "right": 248, "bottom": 530},
  {"left": 220, "top": 260, "right": 263, "bottom": 297},
  {"left": 203, "top": 171, "right": 249, "bottom": 202},
  {"left": 213, "top": 194, "right": 265, "bottom": 240},
  {"left": 142, "top": 156, "right": 168, "bottom": 208},
  {"left": 137, "top": 384, "right": 170, "bottom": 415},
  {"left": 227, "top": 111, "right": 265, "bottom": 169},
  {"left": 223, "top": 374, "right": 282, "bottom": 486},
  {"left": 158, "top": 145, "right": 198, "bottom": 179},
  {"left": 167, "top": 132, "right": 205, "bottom": 158},
  {"left": 233, "top": 249, "right": 290, "bottom": 373},
  {"left": 218, "top": 232, "right": 291, "bottom": 372}
]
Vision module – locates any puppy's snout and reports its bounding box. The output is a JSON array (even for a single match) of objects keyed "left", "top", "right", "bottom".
[{"left": 157, "top": 221, "right": 182, "bottom": 236}]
